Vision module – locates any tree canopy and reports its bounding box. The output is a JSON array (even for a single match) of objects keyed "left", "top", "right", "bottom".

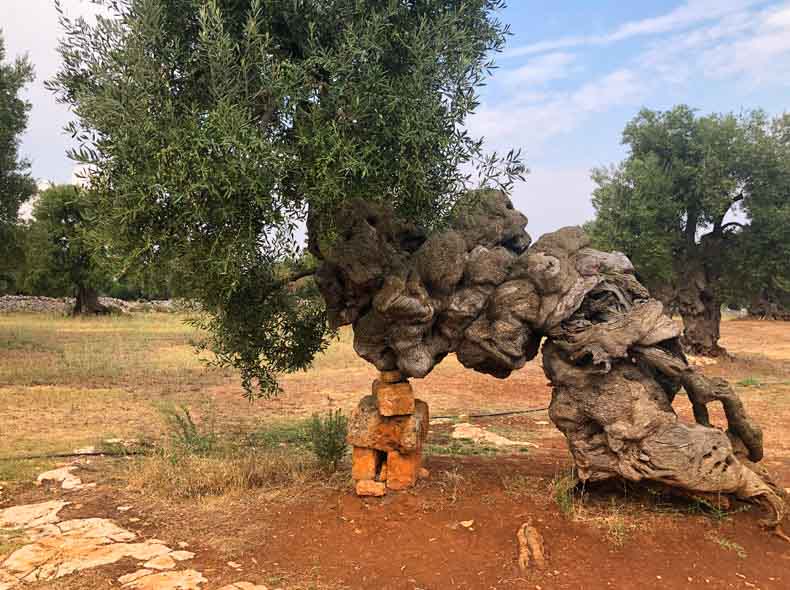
[
  {"left": 23, "top": 184, "right": 113, "bottom": 314},
  {"left": 50, "top": 0, "right": 524, "bottom": 395},
  {"left": 0, "top": 32, "right": 35, "bottom": 292},
  {"left": 588, "top": 105, "right": 790, "bottom": 354}
]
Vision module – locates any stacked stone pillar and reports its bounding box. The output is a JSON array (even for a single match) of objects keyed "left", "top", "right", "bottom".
[{"left": 347, "top": 371, "right": 429, "bottom": 496}]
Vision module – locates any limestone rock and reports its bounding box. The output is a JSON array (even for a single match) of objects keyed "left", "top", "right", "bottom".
[
  {"left": 120, "top": 569, "right": 207, "bottom": 589},
  {"left": 36, "top": 466, "right": 92, "bottom": 491},
  {"left": 170, "top": 551, "right": 195, "bottom": 561},
  {"left": 379, "top": 370, "right": 403, "bottom": 384},
  {"left": 373, "top": 380, "right": 415, "bottom": 416},
  {"left": 351, "top": 447, "right": 382, "bottom": 482},
  {"left": 0, "top": 501, "right": 68, "bottom": 529},
  {"left": 119, "top": 569, "right": 154, "bottom": 584},
  {"left": 386, "top": 450, "right": 421, "bottom": 491},
  {"left": 347, "top": 395, "right": 428, "bottom": 453},
  {"left": 144, "top": 554, "right": 177, "bottom": 570},
  {"left": 451, "top": 423, "right": 537, "bottom": 448},
  {"left": 355, "top": 480, "right": 387, "bottom": 497}
]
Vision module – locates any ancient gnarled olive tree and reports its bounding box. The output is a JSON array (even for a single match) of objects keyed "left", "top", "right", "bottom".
[
  {"left": 312, "top": 190, "right": 785, "bottom": 525},
  {"left": 52, "top": 2, "right": 786, "bottom": 524}
]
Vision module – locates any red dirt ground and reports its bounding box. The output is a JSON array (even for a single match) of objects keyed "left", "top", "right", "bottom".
[{"left": 11, "top": 320, "right": 790, "bottom": 589}]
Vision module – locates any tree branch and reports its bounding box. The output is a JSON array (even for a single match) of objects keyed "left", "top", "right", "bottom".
[
  {"left": 268, "top": 267, "right": 316, "bottom": 292},
  {"left": 720, "top": 221, "right": 745, "bottom": 232}
]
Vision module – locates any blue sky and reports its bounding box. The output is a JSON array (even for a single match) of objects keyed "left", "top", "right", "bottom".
[{"left": 3, "top": 0, "right": 790, "bottom": 236}]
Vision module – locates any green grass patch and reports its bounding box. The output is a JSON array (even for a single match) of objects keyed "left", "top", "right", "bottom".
[
  {"left": 0, "top": 458, "right": 57, "bottom": 483},
  {"left": 552, "top": 471, "right": 578, "bottom": 517},
  {"left": 426, "top": 438, "right": 498, "bottom": 456},
  {"left": 706, "top": 531, "right": 747, "bottom": 558}
]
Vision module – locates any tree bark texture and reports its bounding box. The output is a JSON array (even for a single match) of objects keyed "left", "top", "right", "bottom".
[
  {"left": 676, "top": 261, "right": 725, "bottom": 356},
  {"left": 72, "top": 285, "right": 110, "bottom": 316},
  {"left": 309, "top": 191, "right": 785, "bottom": 524}
]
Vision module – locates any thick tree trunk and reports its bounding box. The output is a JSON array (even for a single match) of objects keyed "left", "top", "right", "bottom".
[
  {"left": 748, "top": 290, "right": 790, "bottom": 320},
  {"left": 72, "top": 285, "right": 109, "bottom": 316},
  {"left": 676, "top": 264, "right": 726, "bottom": 356}
]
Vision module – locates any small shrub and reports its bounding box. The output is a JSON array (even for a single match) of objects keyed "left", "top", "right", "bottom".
[
  {"left": 158, "top": 403, "right": 216, "bottom": 456},
  {"left": 307, "top": 409, "right": 348, "bottom": 472},
  {"left": 736, "top": 376, "right": 762, "bottom": 387},
  {"left": 552, "top": 471, "right": 578, "bottom": 517},
  {"left": 604, "top": 500, "right": 630, "bottom": 548}
]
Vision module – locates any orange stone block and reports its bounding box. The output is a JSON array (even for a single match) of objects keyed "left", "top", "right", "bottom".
[
  {"left": 347, "top": 396, "right": 428, "bottom": 453},
  {"left": 373, "top": 380, "right": 415, "bottom": 416},
  {"left": 386, "top": 450, "right": 422, "bottom": 491},
  {"left": 351, "top": 447, "right": 382, "bottom": 481},
  {"left": 379, "top": 370, "right": 403, "bottom": 384},
  {"left": 355, "top": 480, "right": 387, "bottom": 497}
]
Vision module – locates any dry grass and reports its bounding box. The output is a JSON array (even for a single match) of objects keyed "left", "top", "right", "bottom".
[
  {"left": 125, "top": 449, "right": 340, "bottom": 500},
  {"left": 0, "top": 313, "right": 222, "bottom": 388}
]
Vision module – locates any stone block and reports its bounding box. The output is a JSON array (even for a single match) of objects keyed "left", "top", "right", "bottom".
[
  {"left": 386, "top": 450, "right": 422, "bottom": 491},
  {"left": 347, "top": 396, "right": 429, "bottom": 453},
  {"left": 351, "top": 447, "right": 382, "bottom": 482},
  {"left": 373, "top": 380, "right": 415, "bottom": 416},
  {"left": 355, "top": 480, "right": 387, "bottom": 497},
  {"left": 379, "top": 370, "right": 403, "bottom": 384}
]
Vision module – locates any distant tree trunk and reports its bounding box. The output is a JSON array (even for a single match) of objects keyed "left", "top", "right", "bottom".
[
  {"left": 72, "top": 285, "right": 109, "bottom": 315},
  {"left": 747, "top": 289, "right": 790, "bottom": 320},
  {"left": 676, "top": 264, "right": 725, "bottom": 356}
]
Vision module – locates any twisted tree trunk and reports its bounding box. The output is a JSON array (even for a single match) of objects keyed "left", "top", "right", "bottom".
[
  {"left": 676, "top": 261, "right": 725, "bottom": 356},
  {"left": 72, "top": 285, "right": 109, "bottom": 316}
]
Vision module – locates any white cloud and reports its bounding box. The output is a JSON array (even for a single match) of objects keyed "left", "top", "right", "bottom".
[
  {"left": 504, "top": 0, "right": 770, "bottom": 58},
  {"left": 699, "top": 4, "right": 790, "bottom": 82},
  {"left": 479, "top": 1, "right": 790, "bottom": 157},
  {"left": 468, "top": 69, "right": 646, "bottom": 156},
  {"left": 635, "top": 2, "right": 790, "bottom": 87},
  {"left": 502, "top": 52, "right": 577, "bottom": 86},
  {"left": 0, "top": 0, "right": 106, "bottom": 183}
]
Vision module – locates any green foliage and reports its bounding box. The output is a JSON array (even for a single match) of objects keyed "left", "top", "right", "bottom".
[
  {"left": 0, "top": 33, "right": 35, "bottom": 292},
  {"left": 50, "top": 0, "right": 525, "bottom": 397},
  {"left": 157, "top": 403, "right": 217, "bottom": 456},
  {"left": 551, "top": 471, "right": 577, "bottom": 517},
  {"left": 306, "top": 409, "right": 348, "bottom": 472},
  {"left": 588, "top": 105, "right": 789, "bottom": 308},
  {"left": 22, "top": 185, "right": 110, "bottom": 299},
  {"left": 736, "top": 376, "right": 762, "bottom": 388}
]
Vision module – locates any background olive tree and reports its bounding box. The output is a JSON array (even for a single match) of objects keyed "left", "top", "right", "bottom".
[
  {"left": 0, "top": 32, "right": 35, "bottom": 294},
  {"left": 587, "top": 106, "right": 790, "bottom": 355},
  {"left": 23, "top": 185, "right": 113, "bottom": 314},
  {"left": 50, "top": 0, "right": 524, "bottom": 395}
]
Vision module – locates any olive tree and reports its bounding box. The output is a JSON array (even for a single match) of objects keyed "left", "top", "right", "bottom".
[
  {"left": 588, "top": 106, "right": 789, "bottom": 355},
  {"left": 23, "top": 185, "right": 112, "bottom": 314},
  {"left": 50, "top": 0, "right": 524, "bottom": 395},
  {"left": 0, "top": 32, "right": 35, "bottom": 292}
]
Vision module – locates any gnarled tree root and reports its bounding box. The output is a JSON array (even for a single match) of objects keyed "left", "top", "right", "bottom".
[
  {"left": 545, "top": 343, "right": 785, "bottom": 527},
  {"left": 516, "top": 521, "right": 547, "bottom": 571}
]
